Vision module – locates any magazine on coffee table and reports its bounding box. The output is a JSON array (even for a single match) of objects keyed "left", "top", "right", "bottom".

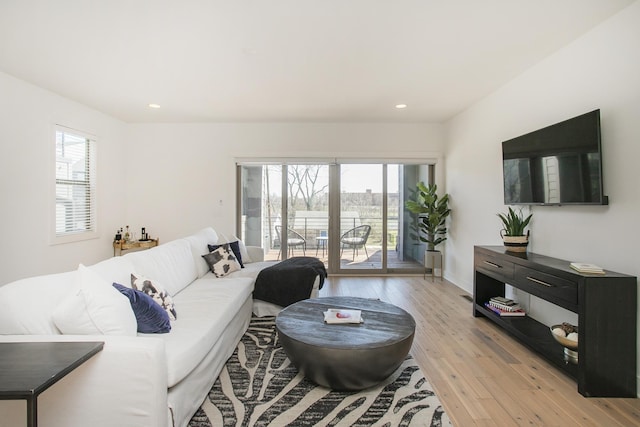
[{"left": 323, "top": 309, "right": 364, "bottom": 324}]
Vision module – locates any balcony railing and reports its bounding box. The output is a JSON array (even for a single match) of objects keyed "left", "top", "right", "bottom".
[{"left": 268, "top": 215, "right": 398, "bottom": 250}]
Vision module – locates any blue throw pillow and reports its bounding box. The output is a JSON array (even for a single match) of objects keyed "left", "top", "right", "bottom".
[
  {"left": 208, "top": 241, "right": 244, "bottom": 268},
  {"left": 112, "top": 283, "right": 171, "bottom": 333}
]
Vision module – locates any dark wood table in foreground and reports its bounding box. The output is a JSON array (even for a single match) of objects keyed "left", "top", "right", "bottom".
[
  {"left": 276, "top": 296, "right": 415, "bottom": 390},
  {"left": 0, "top": 341, "right": 104, "bottom": 427}
]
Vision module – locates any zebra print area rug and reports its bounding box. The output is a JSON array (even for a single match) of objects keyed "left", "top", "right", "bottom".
[{"left": 188, "top": 316, "right": 451, "bottom": 427}]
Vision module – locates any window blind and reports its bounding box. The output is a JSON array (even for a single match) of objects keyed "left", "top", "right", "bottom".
[{"left": 55, "top": 127, "right": 96, "bottom": 238}]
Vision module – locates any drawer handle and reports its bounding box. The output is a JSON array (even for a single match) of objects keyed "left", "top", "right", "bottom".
[
  {"left": 483, "top": 261, "right": 502, "bottom": 268},
  {"left": 527, "top": 276, "right": 554, "bottom": 288}
]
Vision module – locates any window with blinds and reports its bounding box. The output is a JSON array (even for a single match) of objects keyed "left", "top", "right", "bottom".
[{"left": 54, "top": 127, "right": 97, "bottom": 242}]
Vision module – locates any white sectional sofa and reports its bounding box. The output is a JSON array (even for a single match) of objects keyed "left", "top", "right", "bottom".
[{"left": 0, "top": 227, "right": 316, "bottom": 427}]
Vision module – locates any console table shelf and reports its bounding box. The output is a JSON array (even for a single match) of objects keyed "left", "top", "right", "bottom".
[
  {"left": 474, "top": 304, "right": 579, "bottom": 379},
  {"left": 473, "top": 245, "right": 637, "bottom": 397},
  {"left": 113, "top": 238, "right": 158, "bottom": 256}
]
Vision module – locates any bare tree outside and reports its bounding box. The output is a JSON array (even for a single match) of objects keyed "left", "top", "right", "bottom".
[
  {"left": 263, "top": 165, "right": 330, "bottom": 250},
  {"left": 287, "top": 165, "right": 329, "bottom": 211},
  {"left": 263, "top": 165, "right": 329, "bottom": 218}
]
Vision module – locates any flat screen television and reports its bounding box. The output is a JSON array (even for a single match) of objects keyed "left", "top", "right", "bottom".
[{"left": 502, "top": 109, "right": 608, "bottom": 205}]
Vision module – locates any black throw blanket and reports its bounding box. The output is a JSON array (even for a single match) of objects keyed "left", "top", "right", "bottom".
[{"left": 253, "top": 257, "right": 327, "bottom": 307}]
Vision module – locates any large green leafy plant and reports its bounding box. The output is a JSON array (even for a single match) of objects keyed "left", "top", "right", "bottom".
[
  {"left": 497, "top": 207, "right": 532, "bottom": 236},
  {"left": 405, "top": 182, "right": 451, "bottom": 251}
]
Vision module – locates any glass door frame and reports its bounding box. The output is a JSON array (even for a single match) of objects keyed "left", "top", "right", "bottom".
[
  {"left": 328, "top": 163, "right": 388, "bottom": 274},
  {"left": 237, "top": 158, "right": 438, "bottom": 275}
]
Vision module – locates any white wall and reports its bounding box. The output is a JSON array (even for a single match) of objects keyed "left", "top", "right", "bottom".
[
  {"left": 0, "top": 69, "right": 443, "bottom": 286},
  {"left": 125, "top": 122, "right": 444, "bottom": 242},
  {"left": 444, "top": 2, "right": 640, "bottom": 389},
  {"left": 0, "top": 72, "right": 128, "bottom": 284}
]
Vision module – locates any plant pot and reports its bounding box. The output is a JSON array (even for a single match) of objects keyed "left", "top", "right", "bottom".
[
  {"left": 500, "top": 230, "right": 529, "bottom": 253},
  {"left": 424, "top": 249, "right": 442, "bottom": 269}
]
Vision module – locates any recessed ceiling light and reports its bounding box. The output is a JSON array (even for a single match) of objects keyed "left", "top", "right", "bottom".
[
  {"left": 148, "top": 103, "right": 161, "bottom": 109},
  {"left": 395, "top": 104, "right": 407, "bottom": 109}
]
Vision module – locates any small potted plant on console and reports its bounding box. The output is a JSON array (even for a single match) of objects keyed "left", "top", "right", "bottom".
[{"left": 497, "top": 207, "right": 532, "bottom": 252}]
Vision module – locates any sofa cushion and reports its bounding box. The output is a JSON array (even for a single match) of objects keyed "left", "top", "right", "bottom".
[
  {"left": 131, "top": 274, "right": 177, "bottom": 320},
  {"left": 52, "top": 265, "right": 137, "bottom": 336},
  {"left": 88, "top": 256, "right": 136, "bottom": 287},
  {"left": 147, "top": 276, "right": 254, "bottom": 387},
  {"left": 113, "top": 283, "right": 171, "bottom": 333},
  {"left": 184, "top": 227, "right": 219, "bottom": 278},
  {"left": 215, "top": 234, "right": 253, "bottom": 264},
  {"left": 224, "top": 260, "right": 278, "bottom": 280},
  {"left": 235, "top": 237, "right": 252, "bottom": 263},
  {"left": 0, "top": 271, "right": 77, "bottom": 335},
  {"left": 246, "top": 245, "right": 265, "bottom": 263},
  {"left": 202, "top": 245, "right": 241, "bottom": 277},
  {"left": 125, "top": 239, "right": 198, "bottom": 296}
]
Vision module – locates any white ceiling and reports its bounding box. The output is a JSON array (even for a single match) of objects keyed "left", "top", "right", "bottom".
[{"left": 0, "top": 0, "right": 634, "bottom": 123}]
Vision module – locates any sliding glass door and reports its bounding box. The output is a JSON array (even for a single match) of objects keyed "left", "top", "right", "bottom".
[
  {"left": 286, "top": 164, "right": 330, "bottom": 262},
  {"left": 238, "top": 164, "right": 281, "bottom": 257},
  {"left": 238, "top": 163, "right": 330, "bottom": 262},
  {"left": 335, "top": 164, "right": 383, "bottom": 272},
  {"left": 393, "top": 164, "right": 434, "bottom": 273},
  {"left": 238, "top": 161, "right": 434, "bottom": 274}
]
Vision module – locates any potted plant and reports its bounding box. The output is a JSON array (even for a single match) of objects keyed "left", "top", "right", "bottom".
[
  {"left": 497, "top": 207, "right": 532, "bottom": 252},
  {"left": 405, "top": 182, "right": 451, "bottom": 252}
]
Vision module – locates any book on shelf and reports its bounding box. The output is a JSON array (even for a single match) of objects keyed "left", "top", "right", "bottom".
[
  {"left": 323, "top": 309, "right": 364, "bottom": 324},
  {"left": 490, "top": 296, "right": 515, "bottom": 305},
  {"left": 484, "top": 302, "right": 526, "bottom": 317},
  {"left": 488, "top": 297, "right": 521, "bottom": 312},
  {"left": 570, "top": 262, "right": 605, "bottom": 274}
]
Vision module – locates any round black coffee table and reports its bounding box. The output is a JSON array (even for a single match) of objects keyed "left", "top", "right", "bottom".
[{"left": 275, "top": 296, "right": 416, "bottom": 390}]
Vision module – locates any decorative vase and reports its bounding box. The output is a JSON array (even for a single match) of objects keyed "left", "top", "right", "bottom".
[{"left": 500, "top": 230, "right": 529, "bottom": 252}]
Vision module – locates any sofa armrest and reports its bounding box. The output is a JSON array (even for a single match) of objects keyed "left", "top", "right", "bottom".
[
  {"left": 246, "top": 246, "right": 265, "bottom": 262},
  {"left": 0, "top": 335, "right": 168, "bottom": 427}
]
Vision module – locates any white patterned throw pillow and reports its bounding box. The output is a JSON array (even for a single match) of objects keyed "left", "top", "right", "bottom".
[
  {"left": 202, "top": 245, "right": 241, "bottom": 278},
  {"left": 131, "top": 274, "right": 177, "bottom": 320}
]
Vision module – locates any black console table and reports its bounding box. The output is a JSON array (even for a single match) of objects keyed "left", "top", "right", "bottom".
[{"left": 473, "top": 246, "right": 637, "bottom": 397}]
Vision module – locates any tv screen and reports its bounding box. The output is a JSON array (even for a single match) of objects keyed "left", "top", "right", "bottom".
[{"left": 502, "top": 109, "right": 607, "bottom": 205}]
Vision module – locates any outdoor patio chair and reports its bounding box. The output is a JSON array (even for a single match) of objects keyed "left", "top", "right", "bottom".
[
  {"left": 340, "top": 224, "right": 371, "bottom": 261},
  {"left": 275, "top": 225, "right": 306, "bottom": 259}
]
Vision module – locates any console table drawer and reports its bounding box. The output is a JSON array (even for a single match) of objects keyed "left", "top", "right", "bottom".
[
  {"left": 515, "top": 266, "right": 577, "bottom": 309},
  {"left": 476, "top": 252, "right": 514, "bottom": 280}
]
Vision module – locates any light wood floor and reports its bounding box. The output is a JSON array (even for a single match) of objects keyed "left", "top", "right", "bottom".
[{"left": 318, "top": 275, "right": 640, "bottom": 426}]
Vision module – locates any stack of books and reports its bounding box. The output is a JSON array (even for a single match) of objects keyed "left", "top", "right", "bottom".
[
  {"left": 570, "top": 262, "right": 605, "bottom": 274},
  {"left": 485, "top": 297, "right": 526, "bottom": 317},
  {"left": 323, "top": 309, "right": 364, "bottom": 324}
]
